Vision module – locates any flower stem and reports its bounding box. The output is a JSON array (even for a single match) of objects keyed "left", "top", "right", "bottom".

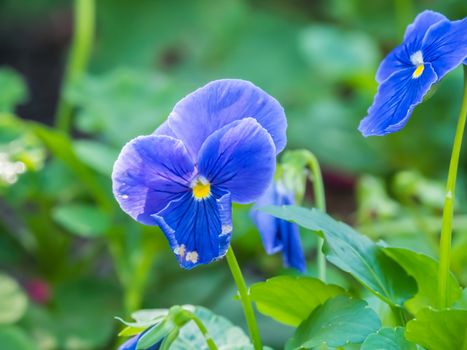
[
  {"left": 438, "top": 65, "right": 467, "bottom": 308},
  {"left": 190, "top": 314, "right": 219, "bottom": 350},
  {"left": 55, "top": 0, "right": 95, "bottom": 133},
  {"left": 306, "top": 152, "right": 327, "bottom": 282},
  {"left": 225, "top": 247, "right": 262, "bottom": 350}
]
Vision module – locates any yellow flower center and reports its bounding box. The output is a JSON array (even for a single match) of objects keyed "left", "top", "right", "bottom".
[
  {"left": 412, "top": 64, "right": 424, "bottom": 79},
  {"left": 192, "top": 179, "right": 211, "bottom": 200}
]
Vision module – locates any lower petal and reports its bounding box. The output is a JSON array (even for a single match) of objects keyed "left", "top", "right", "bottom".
[
  {"left": 278, "top": 219, "right": 306, "bottom": 273},
  {"left": 152, "top": 189, "right": 232, "bottom": 269},
  {"left": 359, "top": 64, "right": 437, "bottom": 136}
]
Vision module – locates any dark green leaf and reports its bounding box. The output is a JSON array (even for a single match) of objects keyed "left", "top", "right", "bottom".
[
  {"left": 52, "top": 203, "right": 111, "bottom": 237},
  {"left": 382, "top": 247, "right": 462, "bottom": 312},
  {"left": 261, "top": 206, "right": 416, "bottom": 306},
  {"left": 286, "top": 295, "right": 381, "bottom": 350},
  {"left": 0, "top": 274, "right": 28, "bottom": 325},
  {"left": 361, "top": 327, "right": 416, "bottom": 350},
  {"left": 405, "top": 308, "right": 467, "bottom": 350},
  {"left": 250, "top": 276, "right": 345, "bottom": 326}
]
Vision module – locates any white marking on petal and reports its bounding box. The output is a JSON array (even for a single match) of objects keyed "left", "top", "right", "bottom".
[
  {"left": 222, "top": 224, "right": 232, "bottom": 234},
  {"left": 410, "top": 50, "right": 424, "bottom": 66},
  {"left": 186, "top": 251, "right": 198, "bottom": 263}
]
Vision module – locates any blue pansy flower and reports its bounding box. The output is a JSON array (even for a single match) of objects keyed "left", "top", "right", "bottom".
[
  {"left": 112, "top": 79, "right": 286, "bottom": 269},
  {"left": 251, "top": 181, "right": 306, "bottom": 272},
  {"left": 359, "top": 10, "right": 467, "bottom": 136}
]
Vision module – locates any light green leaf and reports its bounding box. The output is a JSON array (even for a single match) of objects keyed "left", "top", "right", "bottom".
[
  {"left": 137, "top": 319, "right": 174, "bottom": 350},
  {"left": 299, "top": 25, "right": 379, "bottom": 82},
  {"left": 0, "top": 274, "right": 28, "bottom": 325},
  {"left": 0, "top": 326, "right": 37, "bottom": 350},
  {"left": 66, "top": 69, "right": 179, "bottom": 147},
  {"left": 453, "top": 289, "right": 467, "bottom": 309},
  {"left": 170, "top": 306, "right": 252, "bottom": 350},
  {"left": 0, "top": 68, "right": 28, "bottom": 112},
  {"left": 250, "top": 276, "right": 345, "bottom": 326},
  {"left": 261, "top": 206, "right": 416, "bottom": 307},
  {"left": 73, "top": 140, "right": 119, "bottom": 176},
  {"left": 406, "top": 308, "right": 467, "bottom": 350},
  {"left": 52, "top": 203, "right": 111, "bottom": 237},
  {"left": 361, "top": 327, "right": 416, "bottom": 350},
  {"left": 286, "top": 295, "right": 381, "bottom": 350},
  {"left": 382, "top": 247, "right": 462, "bottom": 313}
]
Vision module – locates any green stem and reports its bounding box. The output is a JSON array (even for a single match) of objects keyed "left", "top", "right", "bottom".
[
  {"left": 305, "top": 152, "right": 327, "bottom": 282},
  {"left": 55, "top": 0, "right": 95, "bottom": 133},
  {"left": 225, "top": 247, "right": 262, "bottom": 350},
  {"left": 438, "top": 65, "right": 467, "bottom": 308},
  {"left": 190, "top": 314, "right": 219, "bottom": 350}
]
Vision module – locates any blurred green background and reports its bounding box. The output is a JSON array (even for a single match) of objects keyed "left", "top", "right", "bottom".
[{"left": 0, "top": 0, "right": 466, "bottom": 349}]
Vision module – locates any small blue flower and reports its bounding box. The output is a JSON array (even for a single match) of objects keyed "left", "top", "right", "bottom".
[
  {"left": 112, "top": 79, "right": 286, "bottom": 269},
  {"left": 119, "top": 331, "right": 161, "bottom": 350},
  {"left": 359, "top": 10, "right": 467, "bottom": 136},
  {"left": 251, "top": 182, "right": 306, "bottom": 272}
]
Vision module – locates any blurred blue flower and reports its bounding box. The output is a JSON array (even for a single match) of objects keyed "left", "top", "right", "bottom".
[
  {"left": 119, "top": 330, "right": 161, "bottom": 350},
  {"left": 359, "top": 10, "right": 467, "bottom": 136},
  {"left": 112, "top": 79, "right": 286, "bottom": 269},
  {"left": 251, "top": 182, "right": 306, "bottom": 272}
]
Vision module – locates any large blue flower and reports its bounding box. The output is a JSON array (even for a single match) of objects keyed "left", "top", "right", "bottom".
[
  {"left": 112, "top": 79, "right": 286, "bottom": 269},
  {"left": 251, "top": 182, "right": 306, "bottom": 272},
  {"left": 359, "top": 10, "right": 467, "bottom": 136}
]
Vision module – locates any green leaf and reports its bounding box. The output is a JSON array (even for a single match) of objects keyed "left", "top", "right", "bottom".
[
  {"left": 170, "top": 306, "right": 252, "bottom": 350},
  {"left": 52, "top": 203, "right": 111, "bottom": 237},
  {"left": 299, "top": 26, "right": 379, "bottom": 82},
  {"left": 286, "top": 295, "right": 381, "bottom": 350},
  {"left": 66, "top": 69, "right": 180, "bottom": 147},
  {"left": 137, "top": 319, "right": 174, "bottom": 350},
  {"left": 406, "top": 308, "right": 467, "bottom": 350},
  {"left": 361, "top": 327, "right": 416, "bottom": 350},
  {"left": 261, "top": 206, "right": 416, "bottom": 307},
  {"left": 0, "top": 68, "right": 28, "bottom": 112},
  {"left": 250, "top": 276, "right": 345, "bottom": 326},
  {"left": 382, "top": 247, "right": 462, "bottom": 312},
  {"left": 73, "top": 140, "right": 119, "bottom": 176},
  {"left": 453, "top": 289, "right": 467, "bottom": 309},
  {"left": 0, "top": 326, "right": 37, "bottom": 350},
  {"left": 0, "top": 274, "right": 28, "bottom": 325}
]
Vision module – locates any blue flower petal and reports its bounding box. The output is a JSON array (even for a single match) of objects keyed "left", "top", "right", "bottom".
[
  {"left": 422, "top": 17, "right": 467, "bottom": 80},
  {"left": 359, "top": 64, "right": 437, "bottom": 136},
  {"left": 251, "top": 183, "right": 306, "bottom": 272},
  {"left": 198, "top": 118, "right": 276, "bottom": 204},
  {"left": 112, "top": 135, "right": 195, "bottom": 225},
  {"left": 153, "top": 189, "right": 232, "bottom": 269},
  {"left": 376, "top": 10, "right": 446, "bottom": 83},
  {"left": 404, "top": 10, "right": 447, "bottom": 52},
  {"left": 155, "top": 79, "right": 287, "bottom": 159}
]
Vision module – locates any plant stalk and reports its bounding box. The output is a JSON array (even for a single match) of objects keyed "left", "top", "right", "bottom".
[
  {"left": 225, "top": 247, "right": 262, "bottom": 350},
  {"left": 438, "top": 65, "right": 467, "bottom": 308},
  {"left": 55, "top": 0, "right": 95, "bottom": 133},
  {"left": 306, "top": 152, "right": 327, "bottom": 281}
]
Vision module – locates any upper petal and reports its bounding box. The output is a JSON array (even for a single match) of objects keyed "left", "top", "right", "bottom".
[
  {"left": 422, "top": 17, "right": 467, "bottom": 80},
  {"left": 198, "top": 118, "right": 276, "bottom": 204},
  {"left": 112, "top": 135, "right": 195, "bottom": 225},
  {"left": 376, "top": 10, "right": 446, "bottom": 83},
  {"left": 404, "top": 10, "right": 447, "bottom": 51},
  {"left": 153, "top": 189, "right": 232, "bottom": 269},
  {"left": 155, "top": 79, "right": 287, "bottom": 159},
  {"left": 359, "top": 63, "right": 438, "bottom": 136}
]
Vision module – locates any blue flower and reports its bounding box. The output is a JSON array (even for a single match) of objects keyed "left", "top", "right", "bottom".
[
  {"left": 359, "top": 10, "right": 467, "bottom": 136},
  {"left": 119, "top": 331, "right": 161, "bottom": 350},
  {"left": 112, "top": 79, "right": 286, "bottom": 269},
  {"left": 251, "top": 182, "right": 306, "bottom": 272}
]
